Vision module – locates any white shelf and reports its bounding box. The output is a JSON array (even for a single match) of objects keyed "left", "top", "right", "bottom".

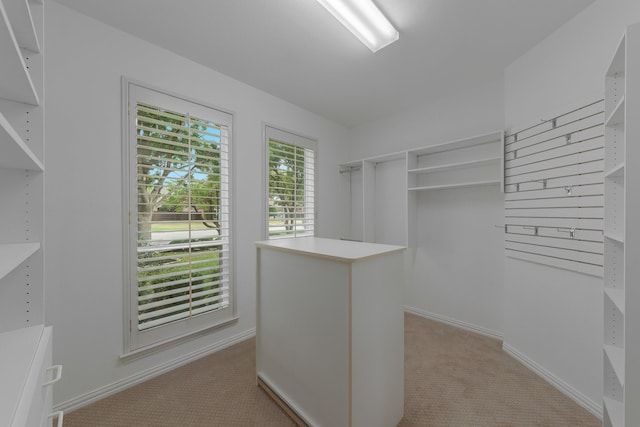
[
  {"left": 0, "top": 1, "right": 39, "bottom": 105},
  {"left": 606, "top": 287, "right": 625, "bottom": 315},
  {"left": 605, "top": 162, "right": 625, "bottom": 179},
  {"left": 0, "top": 111, "right": 43, "bottom": 170},
  {"left": 408, "top": 130, "right": 502, "bottom": 156},
  {"left": 339, "top": 160, "right": 362, "bottom": 170},
  {"left": 606, "top": 33, "right": 625, "bottom": 77},
  {"left": 604, "top": 232, "right": 625, "bottom": 244},
  {"left": 408, "top": 156, "right": 500, "bottom": 174},
  {"left": 409, "top": 179, "right": 500, "bottom": 192},
  {"left": 0, "top": 242, "right": 40, "bottom": 281},
  {"left": 605, "top": 344, "right": 625, "bottom": 387},
  {"left": 604, "top": 397, "right": 624, "bottom": 427},
  {"left": 605, "top": 96, "right": 625, "bottom": 127},
  {"left": 2, "top": 0, "right": 40, "bottom": 52}
]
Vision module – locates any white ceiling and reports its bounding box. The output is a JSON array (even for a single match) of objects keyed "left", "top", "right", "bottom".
[{"left": 52, "top": 0, "right": 595, "bottom": 127}]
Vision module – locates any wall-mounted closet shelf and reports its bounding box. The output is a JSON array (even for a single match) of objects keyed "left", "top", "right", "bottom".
[
  {"left": 0, "top": 243, "right": 40, "bottom": 281},
  {"left": 408, "top": 131, "right": 501, "bottom": 156},
  {"left": 2, "top": 0, "right": 40, "bottom": 53},
  {"left": 408, "top": 156, "right": 500, "bottom": 175},
  {"left": 604, "top": 344, "right": 625, "bottom": 386},
  {"left": 0, "top": 1, "right": 40, "bottom": 105},
  {"left": 409, "top": 179, "right": 500, "bottom": 192},
  {"left": 339, "top": 130, "right": 503, "bottom": 247},
  {"left": 605, "top": 163, "right": 625, "bottom": 179},
  {"left": 605, "top": 398, "right": 624, "bottom": 427},
  {"left": 605, "top": 97, "right": 625, "bottom": 127},
  {"left": 605, "top": 233, "right": 625, "bottom": 245},
  {"left": 0, "top": 111, "right": 43, "bottom": 170},
  {"left": 606, "top": 287, "right": 625, "bottom": 315}
]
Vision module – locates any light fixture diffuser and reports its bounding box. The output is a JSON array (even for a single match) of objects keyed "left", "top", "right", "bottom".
[{"left": 316, "top": 0, "right": 399, "bottom": 53}]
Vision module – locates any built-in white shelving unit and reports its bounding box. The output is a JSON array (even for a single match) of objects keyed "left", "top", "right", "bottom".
[
  {"left": 0, "top": 0, "right": 44, "bottom": 330},
  {"left": 0, "top": 0, "right": 59, "bottom": 425},
  {"left": 602, "top": 22, "right": 639, "bottom": 427},
  {"left": 338, "top": 130, "right": 503, "bottom": 248},
  {"left": 339, "top": 151, "right": 408, "bottom": 246}
]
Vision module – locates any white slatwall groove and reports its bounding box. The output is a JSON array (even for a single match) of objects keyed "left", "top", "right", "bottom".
[{"left": 505, "top": 99, "right": 605, "bottom": 277}]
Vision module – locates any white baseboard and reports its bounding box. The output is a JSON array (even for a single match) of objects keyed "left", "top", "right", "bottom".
[
  {"left": 503, "top": 343, "right": 603, "bottom": 420},
  {"left": 55, "top": 328, "right": 256, "bottom": 414},
  {"left": 404, "top": 305, "right": 503, "bottom": 340}
]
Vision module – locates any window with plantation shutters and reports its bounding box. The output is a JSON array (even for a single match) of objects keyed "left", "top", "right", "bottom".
[
  {"left": 265, "top": 126, "right": 317, "bottom": 239},
  {"left": 123, "top": 81, "right": 235, "bottom": 353}
]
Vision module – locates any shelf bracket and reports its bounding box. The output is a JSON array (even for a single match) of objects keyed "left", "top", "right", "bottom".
[
  {"left": 557, "top": 227, "right": 576, "bottom": 239},
  {"left": 534, "top": 178, "right": 548, "bottom": 189}
]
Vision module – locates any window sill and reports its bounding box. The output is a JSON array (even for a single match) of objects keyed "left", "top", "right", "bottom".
[{"left": 120, "top": 316, "right": 239, "bottom": 363}]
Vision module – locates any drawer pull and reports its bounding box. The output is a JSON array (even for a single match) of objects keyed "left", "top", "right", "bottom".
[
  {"left": 48, "top": 411, "right": 64, "bottom": 427},
  {"left": 43, "top": 364, "right": 63, "bottom": 387}
]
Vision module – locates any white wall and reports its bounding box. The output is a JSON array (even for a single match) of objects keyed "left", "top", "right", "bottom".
[
  {"left": 504, "top": 0, "right": 640, "bottom": 414},
  {"left": 348, "top": 79, "right": 504, "bottom": 161},
  {"left": 347, "top": 79, "right": 506, "bottom": 337},
  {"left": 44, "top": 3, "right": 347, "bottom": 409}
]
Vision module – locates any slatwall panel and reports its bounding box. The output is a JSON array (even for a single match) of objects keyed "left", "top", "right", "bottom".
[{"left": 504, "top": 100, "right": 604, "bottom": 277}]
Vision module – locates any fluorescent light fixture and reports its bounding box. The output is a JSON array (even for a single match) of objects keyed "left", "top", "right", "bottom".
[{"left": 316, "top": 0, "right": 399, "bottom": 53}]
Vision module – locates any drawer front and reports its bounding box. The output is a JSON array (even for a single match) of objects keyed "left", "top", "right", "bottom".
[{"left": 14, "top": 327, "right": 54, "bottom": 427}]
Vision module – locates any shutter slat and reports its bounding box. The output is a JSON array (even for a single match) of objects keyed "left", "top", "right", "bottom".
[{"left": 135, "top": 101, "right": 231, "bottom": 330}]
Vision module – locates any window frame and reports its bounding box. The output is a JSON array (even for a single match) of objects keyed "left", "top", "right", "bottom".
[
  {"left": 122, "top": 78, "right": 237, "bottom": 357},
  {"left": 263, "top": 124, "right": 318, "bottom": 240}
]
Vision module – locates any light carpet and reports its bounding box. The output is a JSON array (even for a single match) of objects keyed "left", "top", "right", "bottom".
[{"left": 63, "top": 313, "right": 600, "bottom": 426}]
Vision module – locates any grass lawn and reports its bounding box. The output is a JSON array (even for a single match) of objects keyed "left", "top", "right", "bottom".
[{"left": 151, "top": 222, "right": 212, "bottom": 231}]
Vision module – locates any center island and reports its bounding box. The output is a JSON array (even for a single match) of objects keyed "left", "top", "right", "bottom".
[{"left": 255, "top": 237, "right": 405, "bottom": 427}]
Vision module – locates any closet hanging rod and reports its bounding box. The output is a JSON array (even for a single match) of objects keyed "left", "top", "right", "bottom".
[{"left": 339, "top": 167, "right": 361, "bottom": 173}]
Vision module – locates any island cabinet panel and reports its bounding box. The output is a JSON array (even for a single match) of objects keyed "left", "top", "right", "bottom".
[{"left": 256, "top": 237, "right": 405, "bottom": 427}]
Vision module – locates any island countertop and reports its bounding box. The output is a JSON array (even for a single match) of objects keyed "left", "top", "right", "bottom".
[{"left": 255, "top": 236, "right": 405, "bottom": 263}]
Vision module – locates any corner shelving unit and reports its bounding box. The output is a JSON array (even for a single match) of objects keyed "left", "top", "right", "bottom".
[
  {"left": 0, "top": 0, "right": 58, "bottom": 425},
  {"left": 602, "top": 22, "right": 639, "bottom": 427}
]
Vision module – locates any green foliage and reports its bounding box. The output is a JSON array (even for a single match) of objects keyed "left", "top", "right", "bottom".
[
  {"left": 268, "top": 139, "right": 306, "bottom": 232},
  {"left": 137, "top": 247, "right": 222, "bottom": 327}
]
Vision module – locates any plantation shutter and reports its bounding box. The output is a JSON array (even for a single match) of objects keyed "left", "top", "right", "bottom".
[
  {"left": 266, "top": 126, "right": 317, "bottom": 239},
  {"left": 125, "top": 83, "right": 234, "bottom": 352}
]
